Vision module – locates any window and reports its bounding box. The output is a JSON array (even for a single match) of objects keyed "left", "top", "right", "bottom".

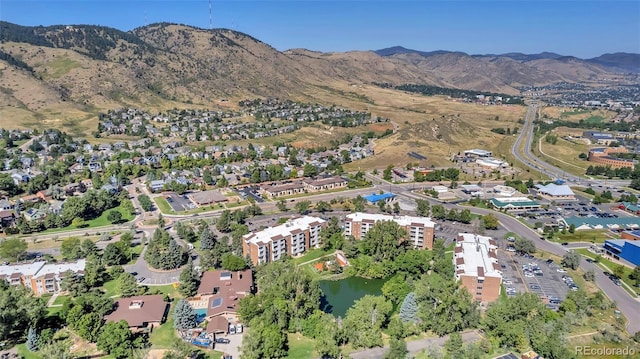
[{"left": 478, "top": 279, "right": 484, "bottom": 283}]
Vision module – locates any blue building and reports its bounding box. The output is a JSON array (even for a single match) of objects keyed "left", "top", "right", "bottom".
[
  {"left": 363, "top": 192, "right": 396, "bottom": 203},
  {"left": 603, "top": 240, "right": 640, "bottom": 266}
]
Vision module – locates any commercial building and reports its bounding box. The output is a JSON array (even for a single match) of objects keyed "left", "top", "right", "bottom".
[
  {"left": 618, "top": 202, "right": 640, "bottom": 216},
  {"left": 260, "top": 176, "right": 348, "bottom": 198},
  {"left": 363, "top": 192, "right": 396, "bottom": 203},
  {"left": 242, "top": 216, "right": 326, "bottom": 265},
  {"left": 535, "top": 183, "right": 576, "bottom": 202},
  {"left": 188, "top": 269, "right": 253, "bottom": 335},
  {"left": 463, "top": 149, "right": 492, "bottom": 158},
  {"left": 344, "top": 212, "right": 435, "bottom": 250},
  {"left": 562, "top": 216, "right": 640, "bottom": 231},
  {"left": 453, "top": 233, "right": 502, "bottom": 302},
  {"left": 493, "top": 185, "right": 517, "bottom": 197},
  {"left": 0, "top": 259, "right": 85, "bottom": 295},
  {"left": 620, "top": 230, "right": 640, "bottom": 241},
  {"left": 188, "top": 190, "right": 228, "bottom": 206},
  {"left": 476, "top": 158, "right": 508, "bottom": 169},
  {"left": 587, "top": 147, "right": 634, "bottom": 169},
  {"left": 105, "top": 295, "right": 168, "bottom": 331},
  {"left": 603, "top": 240, "right": 640, "bottom": 266},
  {"left": 489, "top": 197, "right": 541, "bottom": 211}
]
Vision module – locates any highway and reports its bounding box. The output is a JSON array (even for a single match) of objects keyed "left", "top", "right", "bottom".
[{"left": 512, "top": 102, "right": 630, "bottom": 187}]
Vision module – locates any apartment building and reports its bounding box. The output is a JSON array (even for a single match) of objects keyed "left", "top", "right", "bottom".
[
  {"left": 242, "top": 216, "right": 326, "bottom": 265},
  {"left": 344, "top": 212, "right": 435, "bottom": 250},
  {"left": 0, "top": 259, "right": 85, "bottom": 295},
  {"left": 454, "top": 233, "right": 502, "bottom": 303}
]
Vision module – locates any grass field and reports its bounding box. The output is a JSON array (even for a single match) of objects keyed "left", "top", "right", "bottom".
[
  {"left": 574, "top": 248, "right": 639, "bottom": 296},
  {"left": 150, "top": 304, "right": 177, "bottom": 349},
  {"left": 286, "top": 333, "right": 317, "bottom": 359},
  {"left": 555, "top": 229, "right": 610, "bottom": 243},
  {"left": 16, "top": 344, "right": 40, "bottom": 359},
  {"left": 33, "top": 204, "right": 133, "bottom": 235},
  {"left": 292, "top": 248, "right": 331, "bottom": 265},
  {"left": 53, "top": 294, "right": 70, "bottom": 306},
  {"left": 537, "top": 135, "right": 590, "bottom": 177}
]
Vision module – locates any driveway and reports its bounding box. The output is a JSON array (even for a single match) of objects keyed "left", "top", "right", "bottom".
[
  {"left": 349, "top": 331, "right": 480, "bottom": 359},
  {"left": 214, "top": 332, "right": 244, "bottom": 358}
]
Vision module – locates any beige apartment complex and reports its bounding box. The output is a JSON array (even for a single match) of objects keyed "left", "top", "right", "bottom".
[{"left": 344, "top": 212, "right": 436, "bottom": 249}]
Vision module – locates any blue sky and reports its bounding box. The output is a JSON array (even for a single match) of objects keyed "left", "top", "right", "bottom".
[{"left": 1, "top": 0, "right": 639, "bottom": 58}]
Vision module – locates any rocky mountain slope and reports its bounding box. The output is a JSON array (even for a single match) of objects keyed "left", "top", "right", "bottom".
[{"left": 0, "top": 21, "right": 634, "bottom": 130}]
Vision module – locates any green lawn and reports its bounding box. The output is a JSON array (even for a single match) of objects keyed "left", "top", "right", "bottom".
[
  {"left": 102, "top": 278, "right": 119, "bottom": 298},
  {"left": 148, "top": 284, "right": 181, "bottom": 299},
  {"left": 555, "top": 229, "right": 609, "bottom": 243},
  {"left": 36, "top": 203, "right": 134, "bottom": 235},
  {"left": 286, "top": 333, "right": 316, "bottom": 359},
  {"left": 293, "top": 248, "right": 331, "bottom": 265},
  {"left": 53, "top": 294, "right": 69, "bottom": 306},
  {"left": 125, "top": 244, "right": 144, "bottom": 265},
  {"left": 154, "top": 197, "right": 176, "bottom": 215},
  {"left": 16, "top": 344, "right": 40, "bottom": 359},
  {"left": 150, "top": 304, "right": 177, "bottom": 349}
]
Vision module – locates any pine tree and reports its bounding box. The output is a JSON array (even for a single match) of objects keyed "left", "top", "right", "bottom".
[
  {"left": 199, "top": 227, "right": 217, "bottom": 250},
  {"left": 178, "top": 259, "right": 200, "bottom": 298},
  {"left": 173, "top": 299, "right": 197, "bottom": 332},
  {"left": 399, "top": 292, "right": 418, "bottom": 323},
  {"left": 168, "top": 237, "right": 185, "bottom": 269},
  {"left": 26, "top": 326, "right": 39, "bottom": 351}
]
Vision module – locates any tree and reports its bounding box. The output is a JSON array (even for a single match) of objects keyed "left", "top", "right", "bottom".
[
  {"left": 482, "top": 214, "right": 499, "bottom": 230},
  {"left": 399, "top": 292, "right": 418, "bottom": 323},
  {"left": 630, "top": 266, "right": 640, "bottom": 287},
  {"left": 81, "top": 239, "right": 98, "bottom": 256},
  {"left": 276, "top": 199, "right": 288, "bottom": 212},
  {"left": 174, "top": 300, "right": 197, "bottom": 332},
  {"left": 613, "top": 264, "right": 626, "bottom": 279},
  {"left": 386, "top": 338, "right": 408, "bottom": 359},
  {"left": 359, "top": 221, "right": 408, "bottom": 262},
  {"left": 562, "top": 251, "right": 581, "bottom": 270},
  {"left": 61, "top": 272, "right": 89, "bottom": 297},
  {"left": 0, "top": 282, "right": 45, "bottom": 342},
  {"left": 222, "top": 253, "right": 248, "bottom": 271},
  {"left": 138, "top": 194, "right": 153, "bottom": 212},
  {"left": 103, "top": 243, "right": 124, "bottom": 266},
  {"left": 314, "top": 200, "right": 331, "bottom": 214},
  {"left": 60, "top": 238, "right": 84, "bottom": 260},
  {"left": 84, "top": 253, "right": 107, "bottom": 287},
  {"left": 584, "top": 270, "right": 595, "bottom": 282},
  {"left": 26, "top": 326, "right": 39, "bottom": 351},
  {"left": 444, "top": 332, "right": 465, "bottom": 359},
  {"left": 178, "top": 260, "right": 200, "bottom": 297},
  {"left": 295, "top": 200, "right": 312, "bottom": 215},
  {"left": 393, "top": 202, "right": 401, "bottom": 214},
  {"left": 383, "top": 164, "right": 393, "bottom": 181},
  {"left": 216, "top": 210, "right": 232, "bottom": 233},
  {"left": 343, "top": 295, "right": 392, "bottom": 348},
  {"left": 431, "top": 204, "right": 446, "bottom": 220},
  {"left": 107, "top": 210, "right": 123, "bottom": 224},
  {"left": 0, "top": 238, "right": 27, "bottom": 261},
  {"left": 514, "top": 237, "right": 536, "bottom": 254},
  {"left": 97, "top": 320, "right": 138, "bottom": 359},
  {"left": 416, "top": 199, "right": 430, "bottom": 217},
  {"left": 118, "top": 272, "right": 144, "bottom": 297},
  {"left": 303, "top": 163, "right": 318, "bottom": 177},
  {"left": 199, "top": 226, "right": 217, "bottom": 250}
]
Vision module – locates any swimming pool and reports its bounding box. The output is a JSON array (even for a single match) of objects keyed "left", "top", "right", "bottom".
[{"left": 194, "top": 308, "right": 207, "bottom": 322}]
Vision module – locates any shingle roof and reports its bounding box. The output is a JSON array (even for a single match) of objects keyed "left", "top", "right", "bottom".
[{"left": 105, "top": 295, "right": 168, "bottom": 328}]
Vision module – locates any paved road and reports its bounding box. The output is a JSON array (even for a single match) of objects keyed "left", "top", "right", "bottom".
[
  {"left": 512, "top": 102, "right": 630, "bottom": 187},
  {"left": 349, "top": 331, "right": 480, "bottom": 359}
]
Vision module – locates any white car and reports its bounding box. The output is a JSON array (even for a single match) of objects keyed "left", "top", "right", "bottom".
[{"left": 556, "top": 268, "right": 566, "bottom": 273}]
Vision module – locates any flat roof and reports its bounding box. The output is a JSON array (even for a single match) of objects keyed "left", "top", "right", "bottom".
[
  {"left": 606, "top": 239, "right": 640, "bottom": 249},
  {"left": 33, "top": 259, "right": 86, "bottom": 279},
  {"left": 536, "top": 183, "right": 575, "bottom": 196},
  {"left": 346, "top": 212, "right": 435, "bottom": 228},
  {"left": 0, "top": 261, "right": 46, "bottom": 278},
  {"left": 243, "top": 216, "right": 326, "bottom": 246},
  {"left": 461, "top": 184, "right": 482, "bottom": 192},
  {"left": 454, "top": 233, "right": 501, "bottom": 278},
  {"left": 490, "top": 197, "right": 540, "bottom": 208},
  {"left": 363, "top": 193, "right": 396, "bottom": 203},
  {"left": 464, "top": 149, "right": 492, "bottom": 156}
]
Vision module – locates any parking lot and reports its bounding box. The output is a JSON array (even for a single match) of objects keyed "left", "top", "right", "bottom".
[
  {"left": 164, "top": 192, "right": 197, "bottom": 212},
  {"left": 498, "top": 250, "right": 571, "bottom": 309},
  {"left": 236, "top": 186, "right": 264, "bottom": 203}
]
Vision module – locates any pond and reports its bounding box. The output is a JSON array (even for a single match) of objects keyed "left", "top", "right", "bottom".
[{"left": 319, "top": 276, "right": 387, "bottom": 318}]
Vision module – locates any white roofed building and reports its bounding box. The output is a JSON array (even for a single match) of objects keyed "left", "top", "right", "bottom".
[
  {"left": 242, "top": 216, "right": 326, "bottom": 266},
  {"left": 454, "top": 233, "right": 502, "bottom": 303},
  {"left": 344, "top": 212, "right": 436, "bottom": 250},
  {"left": 535, "top": 183, "right": 576, "bottom": 202}
]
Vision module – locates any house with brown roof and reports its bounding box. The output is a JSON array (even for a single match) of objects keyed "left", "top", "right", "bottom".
[
  {"left": 105, "top": 295, "right": 168, "bottom": 331},
  {"left": 187, "top": 270, "right": 253, "bottom": 335}
]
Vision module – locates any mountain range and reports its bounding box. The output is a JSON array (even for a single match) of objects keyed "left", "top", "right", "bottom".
[{"left": 0, "top": 21, "right": 638, "bottom": 128}]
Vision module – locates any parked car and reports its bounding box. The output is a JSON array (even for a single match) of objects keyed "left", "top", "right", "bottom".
[
  {"left": 215, "top": 338, "right": 230, "bottom": 344},
  {"left": 561, "top": 242, "right": 569, "bottom": 246}
]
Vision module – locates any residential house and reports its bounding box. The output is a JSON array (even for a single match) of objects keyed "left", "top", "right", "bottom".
[
  {"left": 0, "top": 199, "right": 14, "bottom": 211},
  {"left": 188, "top": 270, "right": 253, "bottom": 335},
  {"left": 105, "top": 295, "right": 169, "bottom": 331}
]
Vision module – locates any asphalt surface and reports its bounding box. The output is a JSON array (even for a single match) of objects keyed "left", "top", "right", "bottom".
[{"left": 511, "top": 102, "right": 630, "bottom": 187}]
